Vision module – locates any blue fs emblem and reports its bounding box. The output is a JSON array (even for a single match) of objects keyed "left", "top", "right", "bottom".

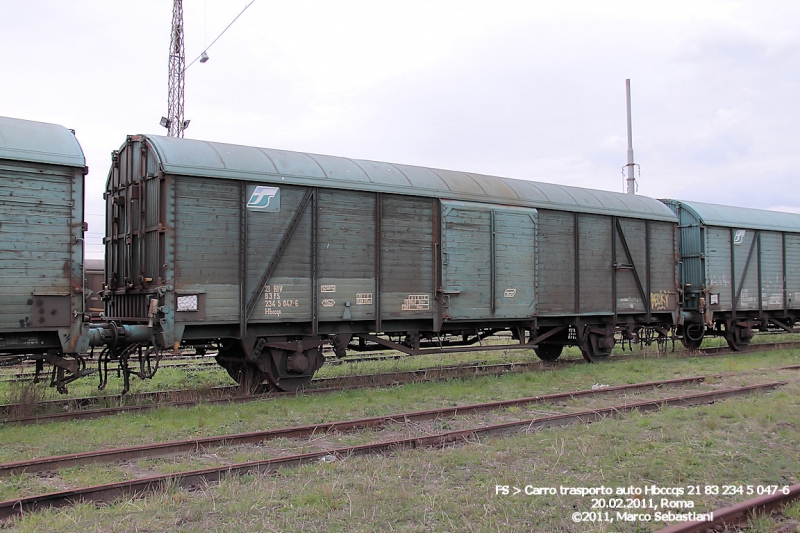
[{"left": 247, "top": 186, "right": 280, "bottom": 212}]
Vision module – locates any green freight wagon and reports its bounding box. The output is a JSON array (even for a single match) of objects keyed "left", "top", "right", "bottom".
[
  {"left": 662, "top": 199, "right": 800, "bottom": 350},
  {"left": 0, "top": 116, "right": 92, "bottom": 390},
  {"left": 104, "top": 134, "right": 681, "bottom": 390}
]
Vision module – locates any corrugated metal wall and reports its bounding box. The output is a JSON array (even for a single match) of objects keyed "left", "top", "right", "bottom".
[
  {"left": 616, "top": 218, "right": 647, "bottom": 313},
  {"left": 174, "top": 177, "right": 240, "bottom": 321},
  {"left": 705, "top": 227, "right": 733, "bottom": 308},
  {"left": 0, "top": 160, "right": 74, "bottom": 329},
  {"left": 649, "top": 221, "right": 678, "bottom": 299},
  {"left": 440, "top": 201, "right": 536, "bottom": 321},
  {"left": 494, "top": 209, "right": 537, "bottom": 317},
  {"left": 379, "top": 195, "right": 434, "bottom": 321},
  {"left": 577, "top": 214, "right": 613, "bottom": 312},
  {"left": 788, "top": 235, "right": 800, "bottom": 309},
  {"left": 676, "top": 207, "right": 704, "bottom": 294},
  {"left": 536, "top": 210, "right": 575, "bottom": 314},
  {"left": 316, "top": 189, "right": 376, "bottom": 322},
  {"left": 760, "top": 232, "right": 784, "bottom": 310},
  {"left": 248, "top": 184, "right": 313, "bottom": 323},
  {"left": 441, "top": 203, "right": 492, "bottom": 320},
  {"left": 732, "top": 229, "right": 759, "bottom": 310}
]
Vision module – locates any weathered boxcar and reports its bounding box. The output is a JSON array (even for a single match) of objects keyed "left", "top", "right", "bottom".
[
  {"left": 104, "top": 134, "right": 680, "bottom": 390},
  {"left": 662, "top": 199, "right": 800, "bottom": 349},
  {"left": 84, "top": 258, "right": 105, "bottom": 320},
  {"left": 0, "top": 116, "right": 92, "bottom": 389}
]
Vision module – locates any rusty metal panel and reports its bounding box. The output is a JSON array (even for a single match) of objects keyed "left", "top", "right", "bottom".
[
  {"left": 0, "top": 162, "right": 74, "bottom": 329},
  {"left": 759, "top": 232, "right": 784, "bottom": 310},
  {"left": 441, "top": 204, "right": 492, "bottom": 320},
  {"left": 380, "top": 195, "right": 434, "bottom": 320},
  {"left": 0, "top": 116, "right": 86, "bottom": 355},
  {"left": 787, "top": 235, "right": 800, "bottom": 309},
  {"left": 440, "top": 201, "right": 536, "bottom": 321},
  {"left": 663, "top": 200, "right": 705, "bottom": 311},
  {"left": 705, "top": 226, "right": 733, "bottom": 309},
  {"left": 615, "top": 218, "right": 647, "bottom": 313},
  {"left": 316, "top": 190, "right": 376, "bottom": 322},
  {"left": 732, "top": 229, "right": 759, "bottom": 310},
  {"left": 493, "top": 208, "right": 537, "bottom": 317},
  {"left": 533, "top": 210, "right": 574, "bottom": 314},
  {"left": 577, "top": 214, "right": 612, "bottom": 313},
  {"left": 648, "top": 221, "right": 679, "bottom": 305},
  {"left": 174, "top": 176, "right": 240, "bottom": 321},
  {"left": 247, "top": 184, "right": 313, "bottom": 323}
]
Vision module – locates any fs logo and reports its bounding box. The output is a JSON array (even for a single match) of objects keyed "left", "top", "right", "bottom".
[
  {"left": 733, "top": 229, "right": 746, "bottom": 245},
  {"left": 247, "top": 186, "right": 280, "bottom": 212}
]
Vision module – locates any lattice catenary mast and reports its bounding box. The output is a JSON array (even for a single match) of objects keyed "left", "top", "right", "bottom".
[
  {"left": 162, "top": 0, "right": 254, "bottom": 136},
  {"left": 166, "top": 0, "right": 187, "bottom": 138}
]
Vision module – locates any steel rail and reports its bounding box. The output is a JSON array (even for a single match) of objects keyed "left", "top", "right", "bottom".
[
  {"left": 656, "top": 483, "right": 800, "bottom": 533},
  {"left": 0, "top": 375, "right": 708, "bottom": 476},
  {"left": 3, "top": 348, "right": 799, "bottom": 426},
  {"left": 2, "top": 339, "right": 797, "bottom": 421},
  {"left": 0, "top": 382, "right": 785, "bottom": 522},
  {"left": 0, "top": 360, "right": 544, "bottom": 424}
]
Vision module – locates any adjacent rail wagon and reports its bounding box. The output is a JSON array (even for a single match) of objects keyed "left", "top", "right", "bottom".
[
  {"left": 84, "top": 258, "right": 105, "bottom": 320},
  {"left": 0, "top": 116, "right": 93, "bottom": 389},
  {"left": 103, "top": 134, "right": 681, "bottom": 390},
  {"left": 663, "top": 199, "right": 800, "bottom": 350}
]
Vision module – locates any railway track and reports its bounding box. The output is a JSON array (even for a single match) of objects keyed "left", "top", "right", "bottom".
[
  {"left": 1, "top": 337, "right": 797, "bottom": 382},
  {"left": 656, "top": 484, "right": 800, "bottom": 532},
  {"left": 2, "top": 340, "right": 799, "bottom": 425},
  {"left": 0, "top": 380, "right": 786, "bottom": 522},
  {"left": 0, "top": 375, "right": 708, "bottom": 476},
  {"left": 0, "top": 359, "right": 535, "bottom": 424},
  {"left": 0, "top": 350, "right": 398, "bottom": 381}
]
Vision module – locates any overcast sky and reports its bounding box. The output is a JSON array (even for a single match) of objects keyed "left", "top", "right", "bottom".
[{"left": 2, "top": 1, "right": 799, "bottom": 258}]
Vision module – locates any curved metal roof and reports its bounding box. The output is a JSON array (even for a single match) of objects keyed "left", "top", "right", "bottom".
[
  {"left": 138, "top": 135, "right": 678, "bottom": 222},
  {"left": 0, "top": 116, "right": 85, "bottom": 168},
  {"left": 662, "top": 199, "right": 800, "bottom": 233}
]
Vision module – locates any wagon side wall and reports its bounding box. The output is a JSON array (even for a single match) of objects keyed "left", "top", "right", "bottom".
[{"left": 0, "top": 158, "right": 85, "bottom": 352}]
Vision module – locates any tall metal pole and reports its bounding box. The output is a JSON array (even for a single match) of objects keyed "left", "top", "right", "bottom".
[
  {"left": 167, "top": 0, "right": 186, "bottom": 138},
  {"left": 625, "top": 79, "right": 636, "bottom": 194}
]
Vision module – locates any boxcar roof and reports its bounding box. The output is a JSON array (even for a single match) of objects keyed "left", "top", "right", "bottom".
[
  {"left": 137, "top": 135, "right": 677, "bottom": 222},
  {"left": 663, "top": 199, "right": 800, "bottom": 233},
  {"left": 0, "top": 116, "right": 85, "bottom": 168}
]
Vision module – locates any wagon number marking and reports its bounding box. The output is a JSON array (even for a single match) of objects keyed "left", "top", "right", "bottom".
[{"left": 264, "top": 285, "right": 299, "bottom": 312}]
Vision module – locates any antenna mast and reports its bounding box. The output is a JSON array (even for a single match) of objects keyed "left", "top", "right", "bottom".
[
  {"left": 625, "top": 79, "right": 636, "bottom": 194},
  {"left": 166, "top": 0, "right": 186, "bottom": 138}
]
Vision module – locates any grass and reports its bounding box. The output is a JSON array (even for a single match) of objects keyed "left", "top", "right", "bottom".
[
  {"left": 2, "top": 379, "right": 48, "bottom": 419},
  {"left": 0, "top": 346, "right": 798, "bottom": 531},
  {"left": 7, "top": 378, "right": 799, "bottom": 532},
  {"left": 0, "top": 348, "right": 798, "bottom": 464}
]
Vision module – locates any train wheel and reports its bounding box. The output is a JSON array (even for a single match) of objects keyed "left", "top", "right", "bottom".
[
  {"left": 579, "top": 331, "right": 614, "bottom": 363},
  {"left": 215, "top": 342, "right": 267, "bottom": 394},
  {"left": 533, "top": 327, "right": 568, "bottom": 361},
  {"left": 534, "top": 344, "right": 563, "bottom": 361},
  {"left": 680, "top": 322, "right": 705, "bottom": 351},
  {"left": 263, "top": 344, "right": 325, "bottom": 392},
  {"left": 724, "top": 325, "right": 753, "bottom": 352}
]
